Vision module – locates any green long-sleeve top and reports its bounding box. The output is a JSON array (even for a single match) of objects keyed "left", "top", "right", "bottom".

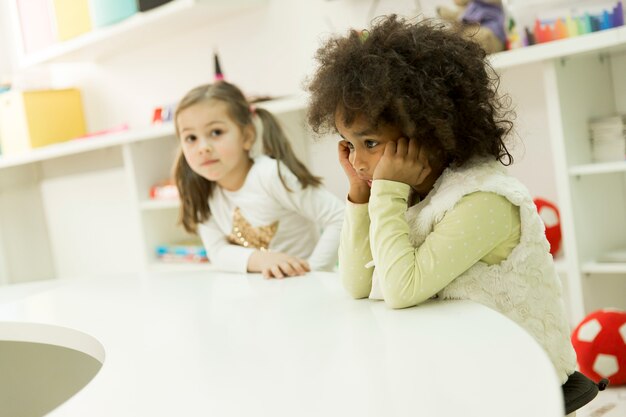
[{"left": 339, "top": 180, "right": 521, "bottom": 308}]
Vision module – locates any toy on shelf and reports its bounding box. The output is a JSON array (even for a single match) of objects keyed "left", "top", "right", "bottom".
[
  {"left": 0, "top": 88, "right": 86, "bottom": 156},
  {"left": 437, "top": 0, "right": 506, "bottom": 54},
  {"left": 77, "top": 123, "right": 129, "bottom": 139},
  {"left": 151, "top": 103, "right": 176, "bottom": 125},
  {"left": 214, "top": 50, "right": 224, "bottom": 81},
  {"left": 571, "top": 309, "right": 626, "bottom": 385},
  {"left": 506, "top": 1, "right": 624, "bottom": 48},
  {"left": 533, "top": 197, "right": 562, "bottom": 256},
  {"left": 0, "top": 76, "right": 10, "bottom": 94},
  {"left": 149, "top": 179, "right": 178, "bottom": 200},
  {"left": 155, "top": 241, "right": 208, "bottom": 263}
]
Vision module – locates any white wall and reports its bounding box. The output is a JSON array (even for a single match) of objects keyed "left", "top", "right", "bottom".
[
  {"left": 35, "top": 0, "right": 425, "bottom": 132},
  {"left": 499, "top": 63, "right": 559, "bottom": 203},
  {"left": 0, "top": 1, "right": 18, "bottom": 77}
]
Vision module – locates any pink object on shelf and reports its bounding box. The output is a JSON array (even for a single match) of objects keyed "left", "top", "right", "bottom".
[
  {"left": 16, "top": 0, "right": 57, "bottom": 53},
  {"left": 76, "top": 124, "right": 130, "bottom": 139}
]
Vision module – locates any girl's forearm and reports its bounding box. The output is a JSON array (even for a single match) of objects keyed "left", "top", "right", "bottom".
[{"left": 339, "top": 204, "right": 374, "bottom": 298}]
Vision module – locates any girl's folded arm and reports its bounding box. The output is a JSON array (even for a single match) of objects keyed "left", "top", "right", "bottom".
[
  {"left": 198, "top": 218, "right": 255, "bottom": 273},
  {"left": 369, "top": 182, "right": 515, "bottom": 309},
  {"left": 338, "top": 201, "right": 374, "bottom": 299}
]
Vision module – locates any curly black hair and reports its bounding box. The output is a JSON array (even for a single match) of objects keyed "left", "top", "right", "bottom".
[{"left": 306, "top": 15, "right": 514, "bottom": 167}]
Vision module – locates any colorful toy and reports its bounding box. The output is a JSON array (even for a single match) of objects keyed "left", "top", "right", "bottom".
[
  {"left": 151, "top": 102, "right": 175, "bottom": 124},
  {"left": 571, "top": 309, "right": 626, "bottom": 385},
  {"left": 526, "top": 1, "right": 623, "bottom": 46},
  {"left": 156, "top": 241, "right": 208, "bottom": 263},
  {"left": 436, "top": 0, "right": 506, "bottom": 54},
  {"left": 533, "top": 197, "right": 562, "bottom": 256},
  {"left": 149, "top": 179, "right": 178, "bottom": 200}
]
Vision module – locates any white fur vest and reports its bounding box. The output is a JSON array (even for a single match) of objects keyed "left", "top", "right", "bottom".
[{"left": 406, "top": 158, "right": 576, "bottom": 384}]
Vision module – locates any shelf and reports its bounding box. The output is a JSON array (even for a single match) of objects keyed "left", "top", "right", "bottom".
[
  {"left": 0, "top": 123, "right": 175, "bottom": 169},
  {"left": 569, "top": 160, "right": 626, "bottom": 176},
  {"left": 17, "top": 0, "right": 266, "bottom": 68},
  {"left": 489, "top": 25, "right": 626, "bottom": 70},
  {"left": 0, "top": 93, "right": 305, "bottom": 171},
  {"left": 581, "top": 262, "right": 626, "bottom": 274},
  {"left": 140, "top": 199, "right": 180, "bottom": 210}
]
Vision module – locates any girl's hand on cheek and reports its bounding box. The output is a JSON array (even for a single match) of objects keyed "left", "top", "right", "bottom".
[
  {"left": 373, "top": 138, "right": 432, "bottom": 187},
  {"left": 338, "top": 140, "right": 370, "bottom": 204},
  {"left": 338, "top": 141, "right": 362, "bottom": 184}
]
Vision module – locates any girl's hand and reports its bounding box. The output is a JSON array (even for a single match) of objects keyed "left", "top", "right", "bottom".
[
  {"left": 248, "top": 251, "right": 311, "bottom": 279},
  {"left": 373, "top": 138, "right": 432, "bottom": 188},
  {"left": 338, "top": 141, "right": 370, "bottom": 204}
]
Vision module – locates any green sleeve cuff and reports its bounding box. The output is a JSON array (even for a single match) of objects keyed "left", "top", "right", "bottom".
[{"left": 370, "top": 180, "right": 411, "bottom": 200}]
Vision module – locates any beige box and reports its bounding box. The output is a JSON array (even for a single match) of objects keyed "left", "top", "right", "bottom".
[{"left": 0, "top": 89, "right": 87, "bottom": 156}]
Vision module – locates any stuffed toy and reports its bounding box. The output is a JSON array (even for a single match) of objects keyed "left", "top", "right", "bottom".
[
  {"left": 534, "top": 197, "right": 562, "bottom": 256},
  {"left": 436, "top": 0, "right": 506, "bottom": 54},
  {"left": 571, "top": 309, "right": 626, "bottom": 385}
]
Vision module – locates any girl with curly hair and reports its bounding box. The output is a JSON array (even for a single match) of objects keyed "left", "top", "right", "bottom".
[{"left": 306, "top": 15, "right": 579, "bottom": 391}]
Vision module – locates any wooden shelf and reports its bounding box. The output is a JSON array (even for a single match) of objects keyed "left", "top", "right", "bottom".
[
  {"left": 489, "top": 26, "right": 626, "bottom": 70},
  {"left": 569, "top": 160, "right": 626, "bottom": 176},
  {"left": 17, "top": 0, "right": 266, "bottom": 68}
]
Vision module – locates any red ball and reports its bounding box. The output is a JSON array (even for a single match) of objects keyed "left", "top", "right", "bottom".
[
  {"left": 534, "top": 198, "right": 562, "bottom": 256},
  {"left": 571, "top": 309, "right": 626, "bottom": 385}
]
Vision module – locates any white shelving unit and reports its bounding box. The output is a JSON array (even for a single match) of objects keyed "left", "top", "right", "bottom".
[
  {"left": 490, "top": 26, "right": 626, "bottom": 324},
  {"left": 1, "top": 0, "right": 625, "bottom": 323}
]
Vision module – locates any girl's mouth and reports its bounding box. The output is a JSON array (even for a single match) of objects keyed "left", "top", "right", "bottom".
[
  {"left": 367, "top": 180, "right": 373, "bottom": 188},
  {"left": 201, "top": 159, "right": 219, "bottom": 166}
]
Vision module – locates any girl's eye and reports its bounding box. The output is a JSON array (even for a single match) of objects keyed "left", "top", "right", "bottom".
[
  {"left": 210, "top": 129, "right": 223, "bottom": 137},
  {"left": 364, "top": 140, "right": 378, "bottom": 149},
  {"left": 345, "top": 141, "right": 355, "bottom": 150},
  {"left": 184, "top": 134, "right": 197, "bottom": 143}
]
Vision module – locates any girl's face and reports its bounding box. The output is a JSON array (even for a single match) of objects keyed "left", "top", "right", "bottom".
[
  {"left": 335, "top": 112, "right": 403, "bottom": 186},
  {"left": 177, "top": 100, "right": 255, "bottom": 190}
]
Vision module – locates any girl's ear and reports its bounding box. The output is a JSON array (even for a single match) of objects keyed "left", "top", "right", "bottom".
[{"left": 242, "top": 124, "right": 256, "bottom": 151}]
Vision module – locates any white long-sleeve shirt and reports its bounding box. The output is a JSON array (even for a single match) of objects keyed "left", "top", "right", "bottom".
[{"left": 198, "top": 155, "right": 344, "bottom": 273}]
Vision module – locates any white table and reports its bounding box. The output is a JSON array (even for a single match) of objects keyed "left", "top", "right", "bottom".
[{"left": 0, "top": 271, "right": 564, "bottom": 417}]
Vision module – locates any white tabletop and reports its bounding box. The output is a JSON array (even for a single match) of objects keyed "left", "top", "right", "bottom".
[{"left": 0, "top": 271, "right": 564, "bottom": 417}]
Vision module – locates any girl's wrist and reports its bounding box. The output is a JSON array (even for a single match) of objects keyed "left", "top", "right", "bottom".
[{"left": 348, "top": 185, "right": 370, "bottom": 204}]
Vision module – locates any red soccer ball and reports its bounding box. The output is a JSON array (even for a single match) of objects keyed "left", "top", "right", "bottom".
[
  {"left": 534, "top": 198, "right": 562, "bottom": 256},
  {"left": 571, "top": 309, "right": 626, "bottom": 385}
]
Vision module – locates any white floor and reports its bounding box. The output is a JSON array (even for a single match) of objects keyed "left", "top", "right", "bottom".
[{"left": 577, "top": 386, "right": 626, "bottom": 417}]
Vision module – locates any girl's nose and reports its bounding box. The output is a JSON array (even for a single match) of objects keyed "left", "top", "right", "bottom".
[
  {"left": 351, "top": 152, "right": 367, "bottom": 173},
  {"left": 199, "top": 136, "right": 212, "bottom": 153}
]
